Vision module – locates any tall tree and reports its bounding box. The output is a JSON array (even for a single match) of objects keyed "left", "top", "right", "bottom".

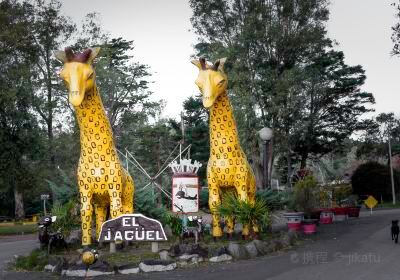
[
  {"left": 190, "top": 0, "right": 332, "bottom": 187},
  {"left": 95, "top": 38, "right": 158, "bottom": 134},
  {"left": 292, "top": 50, "right": 375, "bottom": 168},
  {"left": 29, "top": 0, "right": 76, "bottom": 165},
  {"left": 0, "top": 0, "right": 45, "bottom": 218},
  {"left": 182, "top": 95, "right": 210, "bottom": 184}
]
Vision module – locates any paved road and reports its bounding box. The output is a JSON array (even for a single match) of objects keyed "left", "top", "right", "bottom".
[
  {"left": 0, "top": 234, "right": 38, "bottom": 271},
  {"left": 2, "top": 209, "right": 400, "bottom": 280}
]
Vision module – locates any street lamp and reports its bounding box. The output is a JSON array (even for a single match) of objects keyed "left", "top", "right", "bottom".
[
  {"left": 41, "top": 194, "right": 50, "bottom": 215},
  {"left": 259, "top": 127, "right": 273, "bottom": 189}
]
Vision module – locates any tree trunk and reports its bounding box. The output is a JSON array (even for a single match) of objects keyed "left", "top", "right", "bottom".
[
  {"left": 300, "top": 152, "right": 308, "bottom": 169},
  {"left": 250, "top": 153, "right": 263, "bottom": 190},
  {"left": 14, "top": 187, "right": 25, "bottom": 220},
  {"left": 287, "top": 146, "right": 292, "bottom": 189},
  {"left": 268, "top": 138, "right": 274, "bottom": 187}
]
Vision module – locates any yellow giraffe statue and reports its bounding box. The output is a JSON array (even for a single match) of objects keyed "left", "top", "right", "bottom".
[
  {"left": 55, "top": 47, "right": 134, "bottom": 246},
  {"left": 192, "top": 57, "right": 257, "bottom": 238}
]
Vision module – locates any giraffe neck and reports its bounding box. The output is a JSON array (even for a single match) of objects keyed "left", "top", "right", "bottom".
[
  {"left": 209, "top": 92, "right": 241, "bottom": 156},
  {"left": 74, "top": 86, "right": 115, "bottom": 154}
]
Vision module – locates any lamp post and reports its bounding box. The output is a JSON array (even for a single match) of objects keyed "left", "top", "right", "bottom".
[
  {"left": 40, "top": 194, "right": 50, "bottom": 215},
  {"left": 259, "top": 127, "right": 273, "bottom": 189}
]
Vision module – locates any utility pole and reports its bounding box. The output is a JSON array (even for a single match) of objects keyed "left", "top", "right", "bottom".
[{"left": 388, "top": 136, "right": 396, "bottom": 205}]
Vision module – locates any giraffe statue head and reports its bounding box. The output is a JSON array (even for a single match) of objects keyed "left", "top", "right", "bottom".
[
  {"left": 191, "top": 57, "right": 228, "bottom": 108},
  {"left": 55, "top": 47, "right": 101, "bottom": 107}
]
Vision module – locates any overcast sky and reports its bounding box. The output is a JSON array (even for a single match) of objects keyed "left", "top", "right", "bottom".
[{"left": 61, "top": 0, "right": 400, "bottom": 118}]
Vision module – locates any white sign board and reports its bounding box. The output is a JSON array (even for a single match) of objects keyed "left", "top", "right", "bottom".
[{"left": 172, "top": 176, "right": 199, "bottom": 213}]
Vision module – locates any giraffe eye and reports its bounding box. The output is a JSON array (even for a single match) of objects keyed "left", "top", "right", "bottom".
[{"left": 217, "top": 79, "right": 226, "bottom": 87}]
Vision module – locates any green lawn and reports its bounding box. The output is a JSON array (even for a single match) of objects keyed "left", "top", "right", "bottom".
[
  {"left": 377, "top": 202, "right": 400, "bottom": 209},
  {"left": 0, "top": 224, "right": 37, "bottom": 235}
]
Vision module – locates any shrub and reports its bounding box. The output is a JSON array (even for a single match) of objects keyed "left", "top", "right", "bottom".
[
  {"left": 217, "top": 193, "right": 271, "bottom": 234},
  {"left": 351, "top": 161, "right": 400, "bottom": 201},
  {"left": 46, "top": 169, "right": 77, "bottom": 205},
  {"left": 162, "top": 213, "right": 183, "bottom": 237},
  {"left": 199, "top": 188, "right": 209, "bottom": 210},
  {"left": 135, "top": 189, "right": 167, "bottom": 220},
  {"left": 332, "top": 184, "right": 353, "bottom": 205},
  {"left": 14, "top": 249, "right": 48, "bottom": 271},
  {"left": 50, "top": 199, "right": 80, "bottom": 235},
  {"left": 293, "top": 175, "right": 319, "bottom": 216},
  {"left": 256, "top": 189, "right": 291, "bottom": 210}
]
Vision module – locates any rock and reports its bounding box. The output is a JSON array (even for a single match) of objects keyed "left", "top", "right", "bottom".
[
  {"left": 44, "top": 264, "right": 56, "bottom": 272},
  {"left": 177, "top": 254, "right": 203, "bottom": 267},
  {"left": 244, "top": 242, "right": 258, "bottom": 258},
  {"left": 190, "top": 244, "right": 208, "bottom": 258},
  {"left": 209, "top": 246, "right": 229, "bottom": 257},
  {"left": 227, "top": 242, "right": 249, "bottom": 260},
  {"left": 169, "top": 244, "right": 180, "bottom": 257},
  {"left": 164, "top": 225, "right": 173, "bottom": 238},
  {"left": 159, "top": 249, "right": 171, "bottom": 261},
  {"left": 139, "top": 260, "right": 177, "bottom": 273},
  {"left": 272, "top": 239, "right": 284, "bottom": 250},
  {"left": 169, "top": 243, "right": 208, "bottom": 258},
  {"left": 45, "top": 256, "right": 66, "bottom": 273},
  {"left": 209, "top": 254, "right": 233, "bottom": 263},
  {"left": 62, "top": 261, "right": 115, "bottom": 277},
  {"left": 88, "top": 260, "right": 114, "bottom": 274},
  {"left": 65, "top": 229, "right": 81, "bottom": 246},
  {"left": 178, "top": 254, "right": 199, "bottom": 261},
  {"left": 117, "top": 264, "right": 140, "bottom": 275},
  {"left": 61, "top": 263, "right": 87, "bottom": 277},
  {"left": 287, "top": 229, "right": 298, "bottom": 245},
  {"left": 280, "top": 234, "right": 291, "bottom": 247},
  {"left": 265, "top": 239, "right": 283, "bottom": 253},
  {"left": 250, "top": 240, "right": 269, "bottom": 255}
]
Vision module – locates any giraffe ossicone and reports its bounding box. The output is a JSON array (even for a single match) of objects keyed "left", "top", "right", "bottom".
[
  {"left": 55, "top": 47, "right": 135, "bottom": 246},
  {"left": 192, "top": 57, "right": 258, "bottom": 237}
]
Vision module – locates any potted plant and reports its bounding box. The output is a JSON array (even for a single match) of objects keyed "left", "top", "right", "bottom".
[
  {"left": 346, "top": 195, "right": 361, "bottom": 218},
  {"left": 332, "top": 184, "right": 353, "bottom": 221},
  {"left": 318, "top": 189, "right": 333, "bottom": 224},
  {"left": 217, "top": 193, "right": 271, "bottom": 239},
  {"left": 289, "top": 175, "right": 319, "bottom": 234},
  {"left": 283, "top": 211, "right": 304, "bottom": 232}
]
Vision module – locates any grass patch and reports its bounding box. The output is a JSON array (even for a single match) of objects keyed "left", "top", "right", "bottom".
[
  {"left": 377, "top": 202, "right": 400, "bottom": 208},
  {"left": 0, "top": 224, "right": 37, "bottom": 235},
  {"left": 103, "top": 251, "right": 160, "bottom": 266},
  {"left": 14, "top": 249, "right": 48, "bottom": 271}
]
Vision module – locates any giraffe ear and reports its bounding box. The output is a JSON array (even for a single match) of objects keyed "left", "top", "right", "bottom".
[
  {"left": 191, "top": 59, "right": 202, "bottom": 69},
  {"left": 215, "top": 57, "right": 227, "bottom": 71},
  {"left": 191, "top": 58, "right": 207, "bottom": 70},
  {"left": 54, "top": 50, "right": 66, "bottom": 63},
  {"left": 87, "top": 47, "right": 101, "bottom": 64}
]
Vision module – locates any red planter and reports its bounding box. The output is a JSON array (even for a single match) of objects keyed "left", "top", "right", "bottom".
[
  {"left": 348, "top": 207, "right": 361, "bottom": 218},
  {"left": 319, "top": 209, "right": 334, "bottom": 224},
  {"left": 302, "top": 223, "right": 317, "bottom": 234},
  {"left": 333, "top": 207, "right": 348, "bottom": 215},
  {"left": 333, "top": 207, "right": 349, "bottom": 222},
  {"left": 283, "top": 212, "right": 304, "bottom": 232}
]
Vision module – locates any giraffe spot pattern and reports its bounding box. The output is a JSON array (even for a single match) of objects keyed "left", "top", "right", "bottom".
[
  {"left": 63, "top": 69, "right": 135, "bottom": 246},
  {"left": 206, "top": 93, "right": 257, "bottom": 238}
]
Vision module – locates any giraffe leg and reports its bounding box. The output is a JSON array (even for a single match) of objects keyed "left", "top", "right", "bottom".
[
  {"left": 94, "top": 204, "right": 107, "bottom": 241},
  {"left": 80, "top": 192, "right": 93, "bottom": 246},
  {"left": 109, "top": 188, "right": 123, "bottom": 219},
  {"left": 209, "top": 183, "right": 223, "bottom": 238},
  {"left": 247, "top": 173, "right": 259, "bottom": 235},
  {"left": 225, "top": 216, "right": 234, "bottom": 238},
  {"left": 235, "top": 173, "right": 250, "bottom": 237},
  {"left": 122, "top": 170, "right": 134, "bottom": 214}
]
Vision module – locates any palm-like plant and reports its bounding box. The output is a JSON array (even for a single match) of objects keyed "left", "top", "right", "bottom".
[{"left": 217, "top": 193, "right": 271, "bottom": 236}]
